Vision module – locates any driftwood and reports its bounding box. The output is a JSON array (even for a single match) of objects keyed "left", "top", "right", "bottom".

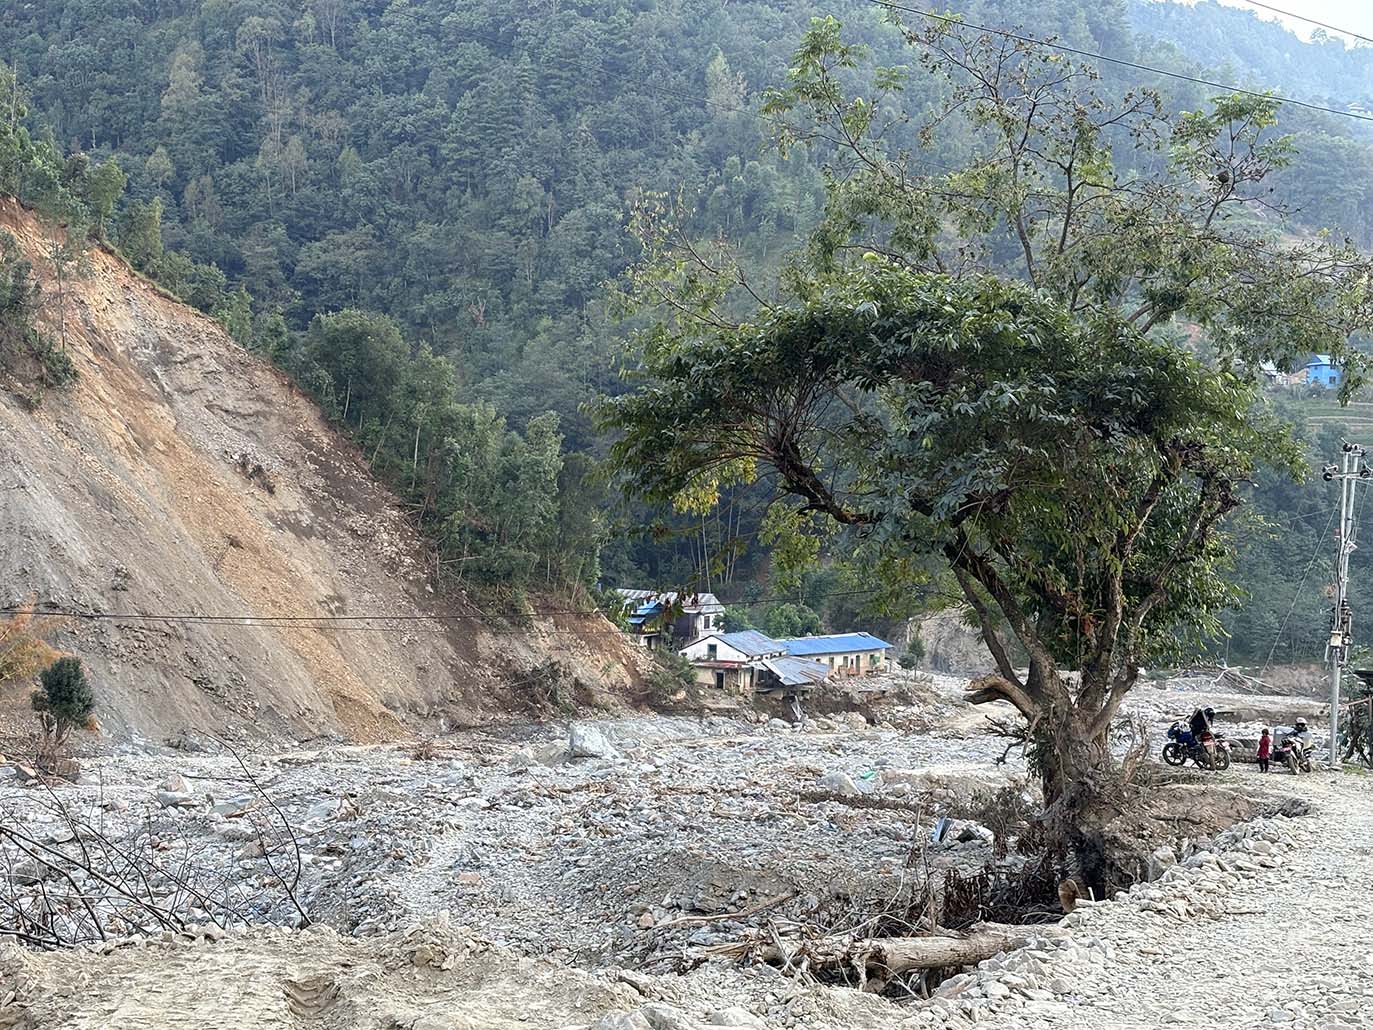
[{"left": 759, "top": 921, "right": 1068, "bottom": 976}]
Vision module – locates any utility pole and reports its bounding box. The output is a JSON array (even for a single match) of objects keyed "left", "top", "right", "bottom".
[{"left": 1322, "top": 443, "right": 1369, "bottom": 768}]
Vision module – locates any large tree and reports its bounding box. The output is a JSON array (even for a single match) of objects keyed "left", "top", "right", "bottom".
[{"left": 605, "top": 15, "right": 1373, "bottom": 887}]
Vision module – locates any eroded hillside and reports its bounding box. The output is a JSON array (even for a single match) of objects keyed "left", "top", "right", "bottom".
[{"left": 0, "top": 199, "right": 640, "bottom": 743}]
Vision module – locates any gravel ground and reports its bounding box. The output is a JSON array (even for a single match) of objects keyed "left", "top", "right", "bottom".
[
  {"left": 906, "top": 772, "right": 1373, "bottom": 1030},
  {"left": 3, "top": 674, "right": 1368, "bottom": 1029}
]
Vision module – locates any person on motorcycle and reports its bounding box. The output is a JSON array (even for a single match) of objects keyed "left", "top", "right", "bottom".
[
  {"left": 1189, "top": 707, "right": 1217, "bottom": 768},
  {"left": 1292, "top": 718, "right": 1315, "bottom": 764}
]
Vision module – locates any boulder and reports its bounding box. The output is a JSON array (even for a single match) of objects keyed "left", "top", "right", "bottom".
[
  {"left": 211, "top": 796, "right": 256, "bottom": 818},
  {"left": 954, "top": 821, "right": 994, "bottom": 845},
  {"left": 1146, "top": 846, "right": 1177, "bottom": 881},
  {"left": 642, "top": 1004, "right": 700, "bottom": 1030},
  {"left": 593, "top": 1015, "right": 652, "bottom": 1030},
  {"left": 568, "top": 724, "right": 619, "bottom": 760},
  {"left": 709, "top": 1009, "right": 762, "bottom": 1028},
  {"left": 816, "top": 771, "right": 861, "bottom": 797}
]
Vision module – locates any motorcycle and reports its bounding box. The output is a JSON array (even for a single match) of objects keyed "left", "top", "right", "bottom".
[
  {"left": 1271, "top": 735, "right": 1313, "bottom": 774},
  {"left": 1162, "top": 722, "right": 1232, "bottom": 770}
]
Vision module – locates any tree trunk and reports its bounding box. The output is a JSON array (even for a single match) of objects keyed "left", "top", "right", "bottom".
[
  {"left": 760, "top": 922, "right": 1069, "bottom": 977},
  {"left": 1034, "top": 688, "right": 1116, "bottom": 900}
]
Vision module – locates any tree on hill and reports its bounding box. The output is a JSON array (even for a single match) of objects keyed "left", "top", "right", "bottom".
[{"left": 605, "top": 16, "right": 1373, "bottom": 891}]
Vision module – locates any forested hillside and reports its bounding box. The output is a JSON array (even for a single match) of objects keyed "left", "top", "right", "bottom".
[{"left": 3, "top": 0, "right": 1373, "bottom": 662}]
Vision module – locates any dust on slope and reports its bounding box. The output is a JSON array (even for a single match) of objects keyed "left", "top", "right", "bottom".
[{"left": 0, "top": 199, "right": 641, "bottom": 742}]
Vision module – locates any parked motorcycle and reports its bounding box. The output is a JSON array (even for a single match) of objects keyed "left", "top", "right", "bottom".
[{"left": 1162, "top": 722, "right": 1231, "bottom": 770}]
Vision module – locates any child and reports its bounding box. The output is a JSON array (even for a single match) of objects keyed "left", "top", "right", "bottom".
[{"left": 1257, "top": 728, "right": 1271, "bottom": 773}]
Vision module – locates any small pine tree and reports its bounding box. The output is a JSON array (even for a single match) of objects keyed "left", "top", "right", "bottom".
[{"left": 32, "top": 656, "right": 95, "bottom": 733}]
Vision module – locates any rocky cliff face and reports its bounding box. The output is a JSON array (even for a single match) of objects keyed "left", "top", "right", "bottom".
[{"left": 0, "top": 199, "right": 640, "bottom": 743}]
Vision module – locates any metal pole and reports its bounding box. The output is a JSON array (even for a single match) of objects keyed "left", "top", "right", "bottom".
[
  {"left": 1331, "top": 451, "right": 1350, "bottom": 768},
  {"left": 1324, "top": 443, "right": 1367, "bottom": 769}
]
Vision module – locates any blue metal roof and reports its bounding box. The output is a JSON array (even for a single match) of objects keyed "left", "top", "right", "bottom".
[{"left": 779, "top": 633, "right": 893, "bottom": 656}]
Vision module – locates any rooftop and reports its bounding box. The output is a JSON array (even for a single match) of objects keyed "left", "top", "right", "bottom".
[
  {"left": 778, "top": 632, "right": 894, "bottom": 657},
  {"left": 614, "top": 588, "right": 725, "bottom": 614},
  {"left": 688, "top": 630, "right": 785, "bottom": 658}
]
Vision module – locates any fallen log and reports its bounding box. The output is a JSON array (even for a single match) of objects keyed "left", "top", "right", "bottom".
[{"left": 760, "top": 920, "right": 1068, "bottom": 975}]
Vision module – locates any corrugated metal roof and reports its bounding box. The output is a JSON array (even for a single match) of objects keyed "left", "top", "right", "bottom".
[
  {"left": 779, "top": 632, "right": 894, "bottom": 656},
  {"left": 719, "top": 630, "right": 785, "bottom": 656},
  {"left": 685, "top": 630, "right": 783, "bottom": 658},
  {"left": 759, "top": 656, "right": 832, "bottom": 687},
  {"left": 613, "top": 588, "right": 724, "bottom": 613}
]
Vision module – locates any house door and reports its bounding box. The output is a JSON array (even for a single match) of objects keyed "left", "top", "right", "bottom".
[{"left": 715, "top": 671, "right": 725, "bottom": 690}]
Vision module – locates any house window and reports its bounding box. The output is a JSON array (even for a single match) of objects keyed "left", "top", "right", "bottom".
[
  {"left": 1330, "top": 375, "right": 1338, "bottom": 385},
  {"left": 869, "top": 653, "right": 879, "bottom": 666},
  {"left": 707, "top": 643, "right": 718, "bottom": 660}
]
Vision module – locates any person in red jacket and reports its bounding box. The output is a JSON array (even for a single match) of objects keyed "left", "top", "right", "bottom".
[{"left": 1257, "top": 728, "right": 1272, "bottom": 773}]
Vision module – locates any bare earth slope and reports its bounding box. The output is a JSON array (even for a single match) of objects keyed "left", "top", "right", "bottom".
[{"left": 0, "top": 200, "right": 639, "bottom": 742}]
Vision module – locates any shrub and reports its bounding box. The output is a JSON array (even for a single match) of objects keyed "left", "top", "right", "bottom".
[{"left": 32, "top": 656, "right": 95, "bottom": 733}]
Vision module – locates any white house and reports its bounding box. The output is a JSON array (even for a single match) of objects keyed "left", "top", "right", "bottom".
[
  {"left": 679, "top": 630, "right": 786, "bottom": 693},
  {"left": 615, "top": 589, "right": 725, "bottom": 648},
  {"left": 776, "top": 633, "right": 894, "bottom": 676}
]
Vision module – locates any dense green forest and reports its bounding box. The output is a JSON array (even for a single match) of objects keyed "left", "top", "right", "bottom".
[{"left": 2, "top": 0, "right": 1373, "bottom": 661}]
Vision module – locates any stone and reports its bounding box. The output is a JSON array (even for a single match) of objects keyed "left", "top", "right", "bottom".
[
  {"left": 211, "top": 796, "right": 255, "bottom": 818},
  {"left": 160, "top": 773, "right": 190, "bottom": 793},
  {"left": 642, "top": 1004, "right": 697, "bottom": 1030},
  {"left": 816, "top": 771, "right": 861, "bottom": 796},
  {"left": 568, "top": 724, "right": 619, "bottom": 760},
  {"left": 708, "top": 1008, "right": 762, "bottom": 1027},
  {"left": 593, "top": 1016, "right": 652, "bottom": 1030},
  {"left": 955, "top": 821, "right": 993, "bottom": 845},
  {"left": 1145, "top": 846, "right": 1176, "bottom": 881},
  {"left": 1268, "top": 1009, "right": 1293, "bottom": 1023},
  {"left": 157, "top": 789, "right": 197, "bottom": 808},
  {"left": 767, "top": 718, "right": 791, "bottom": 731}
]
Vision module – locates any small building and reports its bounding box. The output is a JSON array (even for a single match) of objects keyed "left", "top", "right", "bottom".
[
  {"left": 615, "top": 589, "right": 725, "bottom": 648},
  {"left": 754, "top": 654, "right": 833, "bottom": 694},
  {"left": 777, "top": 632, "right": 894, "bottom": 677},
  {"left": 1305, "top": 354, "right": 1342, "bottom": 389},
  {"left": 678, "top": 630, "right": 786, "bottom": 693}
]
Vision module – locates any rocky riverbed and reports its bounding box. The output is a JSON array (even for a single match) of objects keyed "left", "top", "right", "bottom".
[{"left": 2, "top": 672, "right": 1366, "bottom": 1029}]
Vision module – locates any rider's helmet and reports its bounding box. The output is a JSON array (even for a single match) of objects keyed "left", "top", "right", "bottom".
[
  {"left": 1204, "top": 707, "right": 1215, "bottom": 720},
  {"left": 1295, "top": 718, "right": 1308, "bottom": 729}
]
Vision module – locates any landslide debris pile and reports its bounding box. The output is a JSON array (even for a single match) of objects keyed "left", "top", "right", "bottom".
[{"left": 0, "top": 199, "right": 638, "bottom": 742}]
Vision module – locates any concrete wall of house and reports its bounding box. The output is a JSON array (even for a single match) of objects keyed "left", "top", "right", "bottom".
[
  {"left": 808, "top": 649, "right": 889, "bottom": 674},
  {"left": 680, "top": 637, "right": 756, "bottom": 664},
  {"left": 688, "top": 664, "right": 753, "bottom": 694}
]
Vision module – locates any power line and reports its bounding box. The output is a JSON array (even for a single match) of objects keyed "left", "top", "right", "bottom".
[
  {"left": 0, "top": 587, "right": 897, "bottom": 630},
  {"left": 1259, "top": 499, "right": 1340, "bottom": 681},
  {"left": 868, "top": 1, "right": 1373, "bottom": 125},
  {"left": 1230, "top": 0, "right": 1373, "bottom": 47}
]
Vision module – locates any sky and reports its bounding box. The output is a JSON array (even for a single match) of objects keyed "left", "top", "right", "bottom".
[{"left": 1207, "top": 0, "right": 1373, "bottom": 41}]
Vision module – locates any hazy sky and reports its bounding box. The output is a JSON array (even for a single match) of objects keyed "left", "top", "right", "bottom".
[{"left": 1208, "top": 0, "right": 1373, "bottom": 40}]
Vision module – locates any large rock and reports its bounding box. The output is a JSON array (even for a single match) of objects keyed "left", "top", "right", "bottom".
[
  {"left": 709, "top": 1009, "right": 762, "bottom": 1027},
  {"left": 1146, "top": 846, "right": 1177, "bottom": 881},
  {"left": 567, "top": 724, "right": 619, "bottom": 760},
  {"left": 816, "top": 771, "right": 862, "bottom": 797},
  {"left": 592, "top": 1015, "right": 651, "bottom": 1030}
]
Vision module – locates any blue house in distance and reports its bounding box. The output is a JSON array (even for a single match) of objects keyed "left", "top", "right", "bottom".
[{"left": 1305, "top": 354, "right": 1342, "bottom": 389}]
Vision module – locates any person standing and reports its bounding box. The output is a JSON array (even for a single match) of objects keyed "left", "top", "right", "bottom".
[{"left": 1257, "top": 728, "right": 1271, "bottom": 773}]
